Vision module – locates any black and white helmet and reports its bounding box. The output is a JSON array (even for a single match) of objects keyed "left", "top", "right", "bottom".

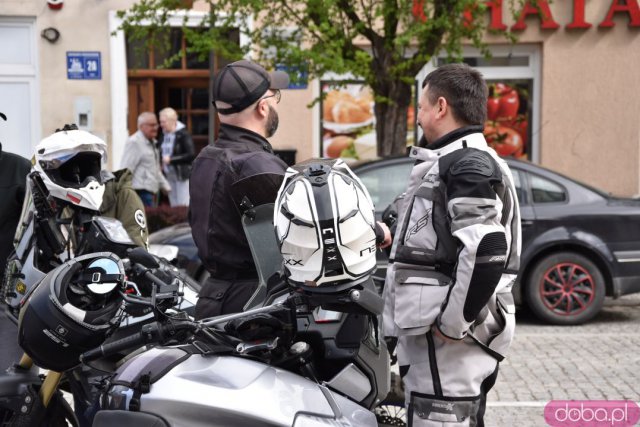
[
  {"left": 33, "top": 128, "right": 107, "bottom": 211},
  {"left": 274, "top": 159, "right": 377, "bottom": 291},
  {"left": 18, "top": 252, "right": 125, "bottom": 371}
]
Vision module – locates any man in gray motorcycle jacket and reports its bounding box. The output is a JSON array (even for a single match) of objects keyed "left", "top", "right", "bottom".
[{"left": 382, "top": 64, "right": 521, "bottom": 427}]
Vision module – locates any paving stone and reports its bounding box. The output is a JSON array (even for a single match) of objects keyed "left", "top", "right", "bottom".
[{"left": 484, "top": 294, "right": 640, "bottom": 426}]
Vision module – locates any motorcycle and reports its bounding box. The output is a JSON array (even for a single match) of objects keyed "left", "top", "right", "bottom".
[
  {"left": 0, "top": 246, "right": 192, "bottom": 427},
  {"left": 0, "top": 171, "right": 196, "bottom": 425},
  {"left": 88, "top": 277, "right": 389, "bottom": 426},
  {"left": 1, "top": 170, "right": 199, "bottom": 324},
  {"left": 83, "top": 193, "right": 396, "bottom": 426}
]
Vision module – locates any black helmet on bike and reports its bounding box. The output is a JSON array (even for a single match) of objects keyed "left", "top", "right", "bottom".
[{"left": 18, "top": 252, "right": 125, "bottom": 371}]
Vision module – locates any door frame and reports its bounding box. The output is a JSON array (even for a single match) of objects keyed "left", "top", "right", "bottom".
[
  {"left": 0, "top": 16, "right": 41, "bottom": 158},
  {"left": 108, "top": 10, "right": 252, "bottom": 170}
]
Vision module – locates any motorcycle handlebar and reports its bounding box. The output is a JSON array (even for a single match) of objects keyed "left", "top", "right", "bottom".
[
  {"left": 144, "top": 270, "right": 170, "bottom": 290},
  {"left": 81, "top": 320, "right": 195, "bottom": 362}
]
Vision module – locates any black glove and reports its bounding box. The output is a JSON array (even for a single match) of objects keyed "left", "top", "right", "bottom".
[{"left": 385, "top": 336, "right": 398, "bottom": 366}]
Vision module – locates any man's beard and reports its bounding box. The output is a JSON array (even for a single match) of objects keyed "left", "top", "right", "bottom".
[{"left": 265, "top": 105, "right": 279, "bottom": 138}]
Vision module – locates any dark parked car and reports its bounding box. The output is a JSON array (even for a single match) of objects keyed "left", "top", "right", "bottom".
[{"left": 150, "top": 157, "right": 640, "bottom": 325}]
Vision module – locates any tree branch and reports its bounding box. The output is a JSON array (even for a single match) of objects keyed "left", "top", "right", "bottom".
[
  {"left": 383, "top": 0, "right": 398, "bottom": 40},
  {"left": 276, "top": 1, "right": 329, "bottom": 44},
  {"left": 409, "top": 0, "right": 453, "bottom": 75},
  {"left": 335, "top": 0, "right": 382, "bottom": 44}
]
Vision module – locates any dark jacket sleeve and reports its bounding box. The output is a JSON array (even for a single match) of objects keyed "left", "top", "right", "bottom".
[
  {"left": 170, "top": 129, "right": 195, "bottom": 165},
  {"left": 436, "top": 149, "right": 507, "bottom": 340}
]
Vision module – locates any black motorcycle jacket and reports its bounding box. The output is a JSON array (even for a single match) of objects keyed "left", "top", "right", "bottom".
[
  {"left": 0, "top": 147, "right": 31, "bottom": 278},
  {"left": 189, "top": 124, "right": 287, "bottom": 280}
]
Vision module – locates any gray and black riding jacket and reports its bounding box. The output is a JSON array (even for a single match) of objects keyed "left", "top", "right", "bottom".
[{"left": 383, "top": 126, "right": 521, "bottom": 351}]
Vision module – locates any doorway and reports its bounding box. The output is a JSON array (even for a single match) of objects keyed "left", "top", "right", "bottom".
[{"left": 127, "top": 76, "right": 211, "bottom": 153}]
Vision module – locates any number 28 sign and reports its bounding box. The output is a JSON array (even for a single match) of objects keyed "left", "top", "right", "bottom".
[{"left": 66, "top": 52, "right": 101, "bottom": 80}]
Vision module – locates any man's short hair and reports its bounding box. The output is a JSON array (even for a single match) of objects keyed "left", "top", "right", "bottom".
[
  {"left": 137, "top": 112, "right": 156, "bottom": 127},
  {"left": 212, "top": 60, "right": 289, "bottom": 115},
  {"left": 422, "top": 63, "right": 488, "bottom": 126}
]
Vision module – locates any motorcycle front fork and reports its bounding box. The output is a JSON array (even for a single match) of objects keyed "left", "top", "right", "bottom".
[{"left": 17, "top": 353, "right": 63, "bottom": 408}]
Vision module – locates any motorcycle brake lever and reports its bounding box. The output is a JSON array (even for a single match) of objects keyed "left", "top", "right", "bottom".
[{"left": 236, "top": 337, "right": 279, "bottom": 355}]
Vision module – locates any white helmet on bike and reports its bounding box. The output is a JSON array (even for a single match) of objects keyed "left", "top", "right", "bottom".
[
  {"left": 33, "top": 126, "right": 107, "bottom": 211},
  {"left": 274, "top": 159, "right": 377, "bottom": 291}
]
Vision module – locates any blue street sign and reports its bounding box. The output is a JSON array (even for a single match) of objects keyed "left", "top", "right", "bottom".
[
  {"left": 66, "top": 52, "right": 102, "bottom": 80},
  {"left": 276, "top": 63, "right": 308, "bottom": 90}
]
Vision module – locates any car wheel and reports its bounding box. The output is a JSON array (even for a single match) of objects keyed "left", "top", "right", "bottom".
[{"left": 525, "top": 252, "right": 605, "bottom": 325}]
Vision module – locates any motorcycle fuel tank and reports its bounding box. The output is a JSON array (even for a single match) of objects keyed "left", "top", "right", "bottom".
[{"left": 104, "top": 347, "right": 377, "bottom": 426}]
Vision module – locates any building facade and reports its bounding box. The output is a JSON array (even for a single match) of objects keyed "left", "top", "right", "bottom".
[{"left": 1, "top": 0, "right": 639, "bottom": 196}]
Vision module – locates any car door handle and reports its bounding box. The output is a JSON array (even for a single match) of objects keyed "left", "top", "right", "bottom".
[{"left": 521, "top": 220, "right": 534, "bottom": 227}]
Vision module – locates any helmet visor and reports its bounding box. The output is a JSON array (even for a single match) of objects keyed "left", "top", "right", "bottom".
[{"left": 45, "top": 151, "right": 103, "bottom": 189}]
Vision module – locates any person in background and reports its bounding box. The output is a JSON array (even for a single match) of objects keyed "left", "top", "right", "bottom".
[
  {"left": 121, "top": 112, "right": 170, "bottom": 207},
  {"left": 382, "top": 63, "right": 522, "bottom": 426},
  {"left": 159, "top": 107, "right": 195, "bottom": 206}
]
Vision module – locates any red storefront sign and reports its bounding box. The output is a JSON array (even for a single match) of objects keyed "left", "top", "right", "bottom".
[{"left": 412, "top": 0, "right": 640, "bottom": 29}]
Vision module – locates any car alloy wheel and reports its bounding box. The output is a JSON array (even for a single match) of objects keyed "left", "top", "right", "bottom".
[
  {"left": 526, "top": 251, "right": 605, "bottom": 325},
  {"left": 540, "top": 262, "right": 595, "bottom": 316}
]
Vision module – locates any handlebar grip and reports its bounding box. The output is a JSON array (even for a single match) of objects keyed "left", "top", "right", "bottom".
[
  {"left": 144, "top": 270, "right": 170, "bottom": 289},
  {"left": 81, "top": 322, "right": 160, "bottom": 362}
]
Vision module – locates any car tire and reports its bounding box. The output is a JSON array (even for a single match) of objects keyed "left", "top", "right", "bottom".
[{"left": 525, "top": 252, "right": 605, "bottom": 325}]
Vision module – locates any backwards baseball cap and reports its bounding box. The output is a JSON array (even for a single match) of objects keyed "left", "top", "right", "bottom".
[{"left": 212, "top": 60, "right": 290, "bottom": 115}]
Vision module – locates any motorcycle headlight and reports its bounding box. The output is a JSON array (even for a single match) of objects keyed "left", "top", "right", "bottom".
[{"left": 94, "top": 216, "right": 134, "bottom": 245}]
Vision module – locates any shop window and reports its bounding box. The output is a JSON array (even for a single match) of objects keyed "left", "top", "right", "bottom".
[
  {"left": 420, "top": 45, "right": 541, "bottom": 163},
  {"left": 318, "top": 80, "right": 415, "bottom": 161}
]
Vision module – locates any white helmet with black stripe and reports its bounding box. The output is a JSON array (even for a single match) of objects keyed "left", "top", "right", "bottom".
[{"left": 274, "top": 159, "right": 377, "bottom": 291}]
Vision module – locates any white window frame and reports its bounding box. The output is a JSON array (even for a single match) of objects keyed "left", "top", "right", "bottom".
[
  {"left": 0, "top": 16, "right": 41, "bottom": 156},
  {"left": 108, "top": 10, "right": 252, "bottom": 169}
]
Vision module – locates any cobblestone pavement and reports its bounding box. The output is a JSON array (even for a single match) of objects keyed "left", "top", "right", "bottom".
[{"left": 485, "top": 294, "right": 640, "bottom": 426}]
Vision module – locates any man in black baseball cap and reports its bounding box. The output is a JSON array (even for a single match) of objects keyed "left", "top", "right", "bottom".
[
  {"left": 212, "top": 60, "right": 289, "bottom": 115},
  {"left": 190, "top": 60, "right": 290, "bottom": 319}
]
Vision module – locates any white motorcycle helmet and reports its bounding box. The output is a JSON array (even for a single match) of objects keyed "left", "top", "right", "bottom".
[
  {"left": 274, "top": 159, "right": 377, "bottom": 290},
  {"left": 33, "top": 127, "right": 107, "bottom": 211}
]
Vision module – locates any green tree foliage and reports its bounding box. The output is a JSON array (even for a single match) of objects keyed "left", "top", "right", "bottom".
[{"left": 118, "top": 0, "right": 529, "bottom": 156}]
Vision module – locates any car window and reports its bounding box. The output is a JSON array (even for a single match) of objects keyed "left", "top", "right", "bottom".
[
  {"left": 357, "top": 162, "right": 412, "bottom": 213},
  {"left": 530, "top": 173, "right": 567, "bottom": 203},
  {"left": 511, "top": 169, "right": 526, "bottom": 205}
]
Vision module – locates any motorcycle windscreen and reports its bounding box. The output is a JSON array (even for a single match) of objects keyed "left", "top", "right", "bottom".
[{"left": 242, "top": 203, "right": 283, "bottom": 310}]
